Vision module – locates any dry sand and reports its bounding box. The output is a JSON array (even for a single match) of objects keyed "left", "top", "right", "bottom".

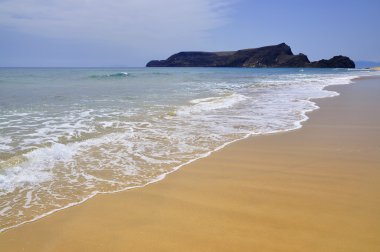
[{"left": 0, "top": 77, "right": 379, "bottom": 252}]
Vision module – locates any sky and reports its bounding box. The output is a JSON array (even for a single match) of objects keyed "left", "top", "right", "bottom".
[{"left": 0, "top": 0, "right": 379, "bottom": 67}]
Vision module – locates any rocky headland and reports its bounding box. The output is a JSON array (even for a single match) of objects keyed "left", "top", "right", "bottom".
[{"left": 146, "top": 43, "right": 355, "bottom": 68}]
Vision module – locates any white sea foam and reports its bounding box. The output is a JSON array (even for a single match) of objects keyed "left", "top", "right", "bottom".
[
  {"left": 177, "top": 93, "right": 247, "bottom": 116},
  {"left": 24, "top": 191, "right": 32, "bottom": 209},
  {"left": 0, "top": 136, "right": 12, "bottom": 151},
  {"left": 0, "top": 207, "right": 11, "bottom": 216},
  {"left": 0, "top": 142, "right": 79, "bottom": 193}
]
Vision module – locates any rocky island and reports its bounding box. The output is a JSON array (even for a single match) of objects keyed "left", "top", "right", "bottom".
[{"left": 146, "top": 43, "right": 355, "bottom": 68}]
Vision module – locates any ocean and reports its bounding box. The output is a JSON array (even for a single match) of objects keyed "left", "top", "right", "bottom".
[{"left": 0, "top": 67, "right": 378, "bottom": 232}]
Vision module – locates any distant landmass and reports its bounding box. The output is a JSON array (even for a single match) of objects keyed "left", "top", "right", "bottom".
[{"left": 146, "top": 43, "right": 355, "bottom": 68}]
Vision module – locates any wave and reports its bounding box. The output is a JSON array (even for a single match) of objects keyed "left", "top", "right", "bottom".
[
  {"left": 90, "top": 72, "right": 130, "bottom": 79},
  {"left": 175, "top": 93, "right": 248, "bottom": 116},
  {"left": 347, "top": 68, "right": 374, "bottom": 71}
]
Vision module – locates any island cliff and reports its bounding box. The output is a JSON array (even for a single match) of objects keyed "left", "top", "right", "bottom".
[{"left": 146, "top": 43, "right": 355, "bottom": 68}]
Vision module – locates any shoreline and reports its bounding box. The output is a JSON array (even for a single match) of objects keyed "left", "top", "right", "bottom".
[
  {"left": 1, "top": 76, "right": 380, "bottom": 251},
  {"left": 0, "top": 74, "right": 356, "bottom": 234}
]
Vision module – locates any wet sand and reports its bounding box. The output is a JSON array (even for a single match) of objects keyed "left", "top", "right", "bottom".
[{"left": 1, "top": 77, "right": 380, "bottom": 252}]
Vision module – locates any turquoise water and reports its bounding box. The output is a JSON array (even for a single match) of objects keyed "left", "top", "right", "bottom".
[{"left": 0, "top": 67, "right": 377, "bottom": 232}]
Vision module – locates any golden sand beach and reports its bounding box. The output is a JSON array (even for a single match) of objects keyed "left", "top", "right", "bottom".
[{"left": 0, "top": 77, "right": 379, "bottom": 251}]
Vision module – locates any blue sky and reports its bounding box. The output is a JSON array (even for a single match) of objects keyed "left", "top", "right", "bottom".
[{"left": 0, "top": 0, "right": 379, "bottom": 67}]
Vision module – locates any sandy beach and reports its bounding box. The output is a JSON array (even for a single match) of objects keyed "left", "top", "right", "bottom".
[{"left": 0, "top": 77, "right": 380, "bottom": 251}]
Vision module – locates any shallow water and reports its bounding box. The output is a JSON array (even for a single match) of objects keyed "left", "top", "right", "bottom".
[{"left": 0, "top": 67, "right": 378, "bottom": 232}]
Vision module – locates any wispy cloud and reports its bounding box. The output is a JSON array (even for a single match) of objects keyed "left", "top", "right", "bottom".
[{"left": 0, "top": 0, "right": 233, "bottom": 50}]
